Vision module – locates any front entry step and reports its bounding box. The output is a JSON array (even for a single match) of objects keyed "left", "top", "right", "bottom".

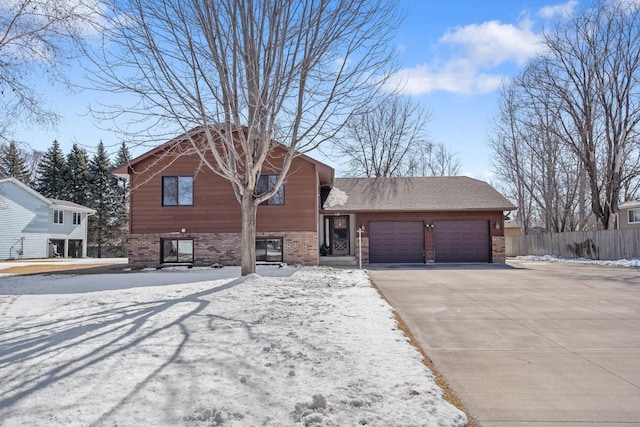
[{"left": 319, "top": 256, "right": 358, "bottom": 267}]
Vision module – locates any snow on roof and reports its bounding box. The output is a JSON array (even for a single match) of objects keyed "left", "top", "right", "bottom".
[{"left": 323, "top": 176, "right": 516, "bottom": 212}]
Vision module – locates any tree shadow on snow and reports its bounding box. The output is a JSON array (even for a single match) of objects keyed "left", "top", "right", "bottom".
[{"left": 0, "top": 276, "right": 248, "bottom": 419}]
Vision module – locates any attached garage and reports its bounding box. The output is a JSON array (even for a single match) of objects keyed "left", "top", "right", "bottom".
[
  {"left": 369, "top": 221, "right": 424, "bottom": 263},
  {"left": 434, "top": 220, "right": 490, "bottom": 263},
  {"left": 322, "top": 177, "right": 516, "bottom": 265}
]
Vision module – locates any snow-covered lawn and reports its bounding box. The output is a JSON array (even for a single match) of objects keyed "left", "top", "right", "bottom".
[
  {"left": 514, "top": 255, "right": 640, "bottom": 268},
  {"left": 0, "top": 266, "right": 466, "bottom": 426}
]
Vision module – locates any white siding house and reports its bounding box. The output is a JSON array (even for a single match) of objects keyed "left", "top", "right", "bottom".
[
  {"left": 0, "top": 178, "right": 96, "bottom": 260},
  {"left": 618, "top": 200, "right": 640, "bottom": 229}
]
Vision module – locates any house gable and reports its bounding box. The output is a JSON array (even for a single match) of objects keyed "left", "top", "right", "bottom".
[{"left": 119, "top": 129, "right": 333, "bottom": 235}]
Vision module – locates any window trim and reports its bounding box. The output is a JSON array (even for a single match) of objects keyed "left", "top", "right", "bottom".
[
  {"left": 162, "top": 175, "right": 194, "bottom": 206},
  {"left": 629, "top": 208, "right": 640, "bottom": 224},
  {"left": 255, "top": 237, "right": 284, "bottom": 263},
  {"left": 257, "top": 174, "right": 285, "bottom": 206},
  {"left": 160, "top": 238, "right": 194, "bottom": 264},
  {"left": 72, "top": 212, "right": 82, "bottom": 225},
  {"left": 53, "top": 209, "right": 64, "bottom": 224}
]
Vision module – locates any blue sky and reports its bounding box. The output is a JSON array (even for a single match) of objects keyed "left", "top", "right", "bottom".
[{"left": 12, "top": 0, "right": 578, "bottom": 182}]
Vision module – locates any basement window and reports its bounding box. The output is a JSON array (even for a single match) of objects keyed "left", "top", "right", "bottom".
[
  {"left": 256, "top": 238, "right": 283, "bottom": 262},
  {"left": 161, "top": 239, "right": 194, "bottom": 263}
]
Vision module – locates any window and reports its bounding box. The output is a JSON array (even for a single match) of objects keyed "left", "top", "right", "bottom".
[
  {"left": 73, "top": 212, "right": 82, "bottom": 225},
  {"left": 161, "top": 239, "right": 194, "bottom": 263},
  {"left": 162, "top": 176, "right": 193, "bottom": 206},
  {"left": 53, "top": 210, "right": 64, "bottom": 224},
  {"left": 256, "top": 175, "right": 285, "bottom": 205},
  {"left": 629, "top": 209, "right": 640, "bottom": 224},
  {"left": 256, "top": 238, "right": 283, "bottom": 262}
]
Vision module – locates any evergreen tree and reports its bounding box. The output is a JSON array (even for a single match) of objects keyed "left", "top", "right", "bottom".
[
  {"left": 113, "top": 141, "right": 131, "bottom": 257},
  {"left": 35, "top": 140, "right": 66, "bottom": 198},
  {"left": 1, "top": 142, "right": 31, "bottom": 183},
  {"left": 87, "top": 141, "right": 118, "bottom": 258},
  {"left": 62, "top": 144, "right": 91, "bottom": 205}
]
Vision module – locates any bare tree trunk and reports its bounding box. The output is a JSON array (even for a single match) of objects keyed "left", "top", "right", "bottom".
[
  {"left": 241, "top": 196, "right": 257, "bottom": 276},
  {"left": 578, "top": 164, "right": 586, "bottom": 229}
]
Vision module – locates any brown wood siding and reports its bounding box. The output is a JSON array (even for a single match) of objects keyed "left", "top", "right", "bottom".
[
  {"left": 129, "top": 147, "right": 319, "bottom": 234},
  {"left": 354, "top": 211, "right": 504, "bottom": 263}
]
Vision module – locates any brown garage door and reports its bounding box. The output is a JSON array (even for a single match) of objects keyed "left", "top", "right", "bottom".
[
  {"left": 369, "top": 221, "right": 424, "bottom": 263},
  {"left": 434, "top": 220, "right": 490, "bottom": 263}
]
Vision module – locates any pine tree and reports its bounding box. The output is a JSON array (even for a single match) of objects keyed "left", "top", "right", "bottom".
[
  {"left": 87, "top": 141, "right": 118, "bottom": 258},
  {"left": 62, "top": 144, "right": 91, "bottom": 205},
  {"left": 35, "top": 140, "right": 66, "bottom": 198},
  {"left": 113, "top": 141, "right": 131, "bottom": 257},
  {"left": 1, "top": 142, "right": 31, "bottom": 183}
]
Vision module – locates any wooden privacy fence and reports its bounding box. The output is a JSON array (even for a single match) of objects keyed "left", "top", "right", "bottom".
[{"left": 506, "top": 229, "right": 640, "bottom": 260}]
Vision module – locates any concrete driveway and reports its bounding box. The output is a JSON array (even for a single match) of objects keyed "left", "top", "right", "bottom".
[{"left": 369, "top": 260, "right": 640, "bottom": 427}]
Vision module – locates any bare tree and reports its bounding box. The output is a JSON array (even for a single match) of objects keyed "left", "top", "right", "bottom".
[
  {"left": 92, "top": 0, "right": 401, "bottom": 274},
  {"left": 0, "top": 0, "right": 101, "bottom": 139},
  {"left": 332, "top": 94, "right": 431, "bottom": 177},
  {"left": 540, "top": 1, "right": 640, "bottom": 228},
  {"left": 492, "top": 0, "right": 640, "bottom": 231},
  {"left": 490, "top": 73, "right": 588, "bottom": 233},
  {"left": 408, "top": 141, "right": 461, "bottom": 177}
]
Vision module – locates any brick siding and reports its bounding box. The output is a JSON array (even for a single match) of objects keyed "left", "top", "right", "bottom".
[
  {"left": 359, "top": 236, "right": 370, "bottom": 265},
  {"left": 491, "top": 236, "right": 506, "bottom": 263},
  {"left": 128, "top": 231, "right": 317, "bottom": 268}
]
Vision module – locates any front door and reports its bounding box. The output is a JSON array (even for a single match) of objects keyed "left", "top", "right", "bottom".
[{"left": 330, "top": 216, "right": 350, "bottom": 256}]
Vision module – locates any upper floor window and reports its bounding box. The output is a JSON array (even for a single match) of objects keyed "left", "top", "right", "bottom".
[
  {"left": 73, "top": 212, "right": 82, "bottom": 225},
  {"left": 629, "top": 208, "right": 640, "bottom": 224},
  {"left": 257, "top": 175, "right": 285, "bottom": 205},
  {"left": 162, "top": 176, "right": 193, "bottom": 206},
  {"left": 53, "top": 210, "right": 64, "bottom": 224}
]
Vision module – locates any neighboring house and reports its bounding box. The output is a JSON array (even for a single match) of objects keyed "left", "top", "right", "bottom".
[
  {"left": 504, "top": 219, "right": 523, "bottom": 237},
  {"left": 113, "top": 128, "right": 516, "bottom": 268},
  {"left": 618, "top": 200, "right": 640, "bottom": 229},
  {"left": 0, "top": 177, "right": 95, "bottom": 259}
]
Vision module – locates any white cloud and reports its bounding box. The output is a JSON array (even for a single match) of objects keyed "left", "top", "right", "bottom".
[
  {"left": 389, "top": 62, "right": 505, "bottom": 96},
  {"left": 440, "top": 20, "right": 541, "bottom": 67},
  {"left": 389, "top": 19, "right": 542, "bottom": 96},
  {"left": 538, "top": 0, "right": 578, "bottom": 19}
]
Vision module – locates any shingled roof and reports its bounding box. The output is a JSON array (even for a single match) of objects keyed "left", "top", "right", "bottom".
[{"left": 322, "top": 177, "right": 516, "bottom": 212}]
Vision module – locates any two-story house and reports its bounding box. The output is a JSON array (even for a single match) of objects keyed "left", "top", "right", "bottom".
[
  {"left": 113, "top": 128, "right": 516, "bottom": 268},
  {"left": 0, "top": 177, "right": 95, "bottom": 259}
]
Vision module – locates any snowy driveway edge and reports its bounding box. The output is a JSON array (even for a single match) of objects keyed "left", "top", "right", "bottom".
[{"left": 0, "top": 266, "right": 467, "bottom": 426}]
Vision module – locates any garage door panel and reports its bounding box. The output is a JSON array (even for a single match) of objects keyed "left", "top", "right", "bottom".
[
  {"left": 434, "top": 220, "right": 489, "bottom": 263},
  {"left": 369, "top": 221, "right": 424, "bottom": 263}
]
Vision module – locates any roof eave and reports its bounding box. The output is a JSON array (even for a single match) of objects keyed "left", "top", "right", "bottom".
[{"left": 321, "top": 206, "right": 517, "bottom": 213}]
